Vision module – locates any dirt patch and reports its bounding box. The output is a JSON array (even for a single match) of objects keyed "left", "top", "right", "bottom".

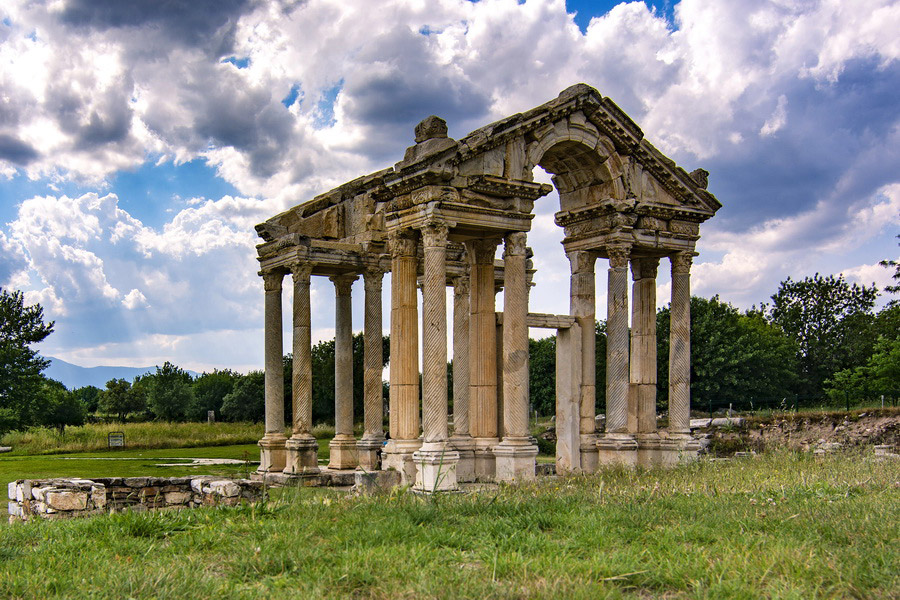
[{"left": 699, "top": 408, "right": 900, "bottom": 456}]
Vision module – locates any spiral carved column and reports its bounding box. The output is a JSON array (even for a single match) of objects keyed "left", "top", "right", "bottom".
[
  {"left": 284, "top": 264, "right": 319, "bottom": 475},
  {"left": 494, "top": 232, "right": 537, "bottom": 481},
  {"left": 450, "top": 272, "right": 475, "bottom": 481},
  {"left": 358, "top": 267, "right": 385, "bottom": 470},
  {"left": 668, "top": 253, "right": 692, "bottom": 436},
  {"left": 258, "top": 270, "right": 287, "bottom": 473}
]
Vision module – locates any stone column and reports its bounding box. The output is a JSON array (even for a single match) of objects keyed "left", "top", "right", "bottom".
[
  {"left": 465, "top": 237, "right": 501, "bottom": 480},
  {"left": 629, "top": 257, "right": 659, "bottom": 434},
  {"left": 597, "top": 244, "right": 637, "bottom": 465},
  {"left": 382, "top": 230, "right": 421, "bottom": 482},
  {"left": 450, "top": 273, "right": 475, "bottom": 482},
  {"left": 258, "top": 270, "right": 287, "bottom": 473},
  {"left": 669, "top": 252, "right": 692, "bottom": 436},
  {"left": 413, "top": 221, "right": 459, "bottom": 492},
  {"left": 494, "top": 232, "right": 537, "bottom": 481},
  {"left": 284, "top": 264, "right": 319, "bottom": 475},
  {"left": 357, "top": 267, "right": 385, "bottom": 471},
  {"left": 567, "top": 249, "right": 599, "bottom": 473},
  {"left": 328, "top": 274, "right": 359, "bottom": 469}
]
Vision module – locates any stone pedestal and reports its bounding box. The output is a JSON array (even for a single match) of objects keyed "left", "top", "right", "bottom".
[
  {"left": 493, "top": 440, "right": 538, "bottom": 482},
  {"left": 635, "top": 433, "right": 700, "bottom": 467},
  {"left": 596, "top": 433, "right": 638, "bottom": 467},
  {"left": 382, "top": 439, "right": 421, "bottom": 485},
  {"left": 449, "top": 435, "right": 476, "bottom": 482},
  {"left": 328, "top": 435, "right": 359, "bottom": 470},
  {"left": 357, "top": 438, "right": 383, "bottom": 472},
  {"left": 473, "top": 437, "right": 499, "bottom": 481},
  {"left": 413, "top": 443, "right": 460, "bottom": 493},
  {"left": 259, "top": 436, "right": 287, "bottom": 473},
  {"left": 283, "top": 436, "right": 319, "bottom": 474}
]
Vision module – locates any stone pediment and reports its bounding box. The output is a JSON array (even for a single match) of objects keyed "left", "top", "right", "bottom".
[{"left": 256, "top": 84, "right": 721, "bottom": 269}]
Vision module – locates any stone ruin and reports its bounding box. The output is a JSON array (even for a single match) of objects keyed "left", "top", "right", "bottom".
[
  {"left": 253, "top": 84, "right": 721, "bottom": 492},
  {"left": 8, "top": 476, "right": 263, "bottom": 522}
]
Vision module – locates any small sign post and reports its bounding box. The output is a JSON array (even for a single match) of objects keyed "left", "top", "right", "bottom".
[{"left": 108, "top": 431, "right": 125, "bottom": 449}]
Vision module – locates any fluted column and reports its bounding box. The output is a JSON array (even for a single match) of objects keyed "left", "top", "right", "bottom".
[
  {"left": 258, "top": 270, "right": 286, "bottom": 473},
  {"left": 413, "top": 221, "right": 459, "bottom": 492},
  {"left": 328, "top": 273, "right": 359, "bottom": 469},
  {"left": 669, "top": 252, "right": 692, "bottom": 435},
  {"left": 494, "top": 231, "right": 537, "bottom": 481},
  {"left": 284, "top": 264, "right": 318, "bottom": 475},
  {"left": 466, "top": 237, "right": 501, "bottom": 480},
  {"left": 567, "top": 249, "right": 599, "bottom": 472},
  {"left": 358, "top": 267, "right": 385, "bottom": 470},
  {"left": 629, "top": 257, "right": 659, "bottom": 434},
  {"left": 605, "top": 244, "right": 631, "bottom": 435},
  {"left": 381, "top": 230, "right": 421, "bottom": 482}
]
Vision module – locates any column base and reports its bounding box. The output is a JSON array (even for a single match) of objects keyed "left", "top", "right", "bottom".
[
  {"left": 381, "top": 439, "right": 422, "bottom": 485},
  {"left": 579, "top": 433, "right": 600, "bottom": 474},
  {"left": 357, "top": 436, "right": 385, "bottom": 472},
  {"left": 283, "top": 436, "right": 319, "bottom": 475},
  {"left": 413, "top": 443, "right": 460, "bottom": 493},
  {"left": 636, "top": 432, "right": 700, "bottom": 467},
  {"left": 258, "top": 434, "right": 287, "bottom": 473},
  {"left": 473, "top": 437, "right": 499, "bottom": 482},
  {"left": 493, "top": 438, "right": 538, "bottom": 482},
  {"left": 596, "top": 433, "right": 638, "bottom": 468},
  {"left": 327, "top": 435, "right": 359, "bottom": 470},
  {"left": 449, "top": 434, "right": 476, "bottom": 483}
]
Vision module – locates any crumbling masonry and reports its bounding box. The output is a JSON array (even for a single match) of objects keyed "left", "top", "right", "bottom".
[{"left": 254, "top": 84, "right": 721, "bottom": 491}]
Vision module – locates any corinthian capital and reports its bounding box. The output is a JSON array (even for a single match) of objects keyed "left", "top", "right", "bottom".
[
  {"left": 290, "top": 263, "right": 313, "bottom": 284},
  {"left": 566, "top": 249, "right": 596, "bottom": 274},
  {"left": 671, "top": 252, "right": 694, "bottom": 275},
  {"left": 504, "top": 232, "right": 528, "bottom": 257},
  {"left": 465, "top": 238, "right": 500, "bottom": 264},
  {"left": 421, "top": 220, "right": 450, "bottom": 248},
  {"left": 330, "top": 274, "right": 358, "bottom": 296},
  {"left": 262, "top": 270, "right": 284, "bottom": 292},
  {"left": 388, "top": 230, "right": 417, "bottom": 258},
  {"left": 606, "top": 244, "right": 631, "bottom": 269}
]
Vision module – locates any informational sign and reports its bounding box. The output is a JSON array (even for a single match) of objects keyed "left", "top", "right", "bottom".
[{"left": 108, "top": 431, "right": 125, "bottom": 448}]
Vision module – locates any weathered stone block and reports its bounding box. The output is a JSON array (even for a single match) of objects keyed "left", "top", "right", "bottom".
[
  {"left": 8, "top": 481, "right": 16, "bottom": 501},
  {"left": 46, "top": 490, "right": 88, "bottom": 511},
  {"left": 164, "top": 491, "right": 192, "bottom": 505},
  {"left": 124, "top": 477, "right": 150, "bottom": 488},
  {"left": 208, "top": 480, "right": 241, "bottom": 497}
]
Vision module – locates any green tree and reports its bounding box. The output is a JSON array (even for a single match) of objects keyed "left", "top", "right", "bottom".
[
  {"left": 37, "top": 379, "right": 85, "bottom": 433},
  {"left": 220, "top": 371, "right": 265, "bottom": 422},
  {"left": 529, "top": 335, "right": 556, "bottom": 416},
  {"left": 880, "top": 235, "right": 899, "bottom": 306},
  {"left": 99, "top": 378, "right": 144, "bottom": 421},
  {"left": 146, "top": 362, "right": 194, "bottom": 421},
  {"left": 768, "top": 274, "right": 877, "bottom": 396},
  {"left": 72, "top": 385, "right": 102, "bottom": 414},
  {"left": 657, "top": 296, "right": 799, "bottom": 410},
  {"left": 0, "top": 288, "right": 54, "bottom": 430},
  {"left": 188, "top": 369, "right": 238, "bottom": 421}
]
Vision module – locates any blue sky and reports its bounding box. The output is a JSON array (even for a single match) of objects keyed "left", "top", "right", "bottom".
[{"left": 0, "top": 0, "right": 897, "bottom": 373}]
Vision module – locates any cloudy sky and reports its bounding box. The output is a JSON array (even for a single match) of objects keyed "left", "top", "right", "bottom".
[{"left": 1, "top": 0, "right": 898, "bottom": 373}]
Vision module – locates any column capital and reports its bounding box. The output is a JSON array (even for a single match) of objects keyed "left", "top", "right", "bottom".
[
  {"left": 671, "top": 252, "right": 694, "bottom": 275},
  {"left": 630, "top": 257, "right": 660, "bottom": 280},
  {"left": 504, "top": 232, "right": 528, "bottom": 257},
  {"left": 465, "top": 238, "right": 500, "bottom": 264},
  {"left": 606, "top": 244, "right": 631, "bottom": 269},
  {"left": 452, "top": 274, "right": 470, "bottom": 296},
  {"left": 330, "top": 273, "right": 358, "bottom": 296},
  {"left": 290, "top": 263, "right": 313, "bottom": 283},
  {"left": 388, "top": 229, "right": 417, "bottom": 258},
  {"left": 363, "top": 266, "right": 384, "bottom": 290},
  {"left": 566, "top": 249, "right": 596, "bottom": 274},
  {"left": 421, "top": 220, "right": 450, "bottom": 248},
  {"left": 262, "top": 270, "right": 284, "bottom": 292}
]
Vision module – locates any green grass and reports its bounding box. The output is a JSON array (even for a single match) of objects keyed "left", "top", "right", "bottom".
[
  {"left": 2, "top": 449, "right": 897, "bottom": 599},
  {"left": 0, "top": 421, "right": 267, "bottom": 456}
]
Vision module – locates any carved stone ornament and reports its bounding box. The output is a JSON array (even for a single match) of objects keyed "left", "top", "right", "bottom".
[
  {"left": 671, "top": 252, "right": 693, "bottom": 274},
  {"left": 290, "top": 263, "right": 313, "bottom": 283},
  {"left": 421, "top": 221, "right": 450, "bottom": 248},
  {"left": 504, "top": 232, "right": 528, "bottom": 257},
  {"left": 330, "top": 274, "right": 358, "bottom": 296},
  {"left": 452, "top": 275, "right": 470, "bottom": 296},
  {"left": 466, "top": 238, "right": 500, "bottom": 264},
  {"left": 566, "top": 249, "right": 596, "bottom": 274},
  {"left": 631, "top": 257, "right": 660, "bottom": 280},
  {"left": 262, "top": 270, "right": 284, "bottom": 292},
  {"left": 363, "top": 267, "right": 384, "bottom": 292},
  {"left": 414, "top": 115, "right": 449, "bottom": 143},
  {"left": 606, "top": 244, "right": 631, "bottom": 269},
  {"left": 388, "top": 230, "right": 417, "bottom": 258}
]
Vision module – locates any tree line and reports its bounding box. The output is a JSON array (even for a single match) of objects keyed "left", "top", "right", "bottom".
[{"left": 1, "top": 253, "right": 897, "bottom": 433}]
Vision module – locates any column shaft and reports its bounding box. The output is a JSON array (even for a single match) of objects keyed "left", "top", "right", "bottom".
[
  {"left": 291, "top": 265, "right": 313, "bottom": 437},
  {"left": 452, "top": 275, "right": 470, "bottom": 436},
  {"left": 502, "top": 232, "right": 530, "bottom": 439},
  {"left": 466, "top": 239, "right": 499, "bottom": 439},
  {"left": 605, "top": 246, "right": 630, "bottom": 434},
  {"left": 389, "top": 232, "right": 420, "bottom": 440},
  {"left": 629, "top": 258, "right": 659, "bottom": 433},
  {"left": 263, "top": 272, "right": 285, "bottom": 437},
  {"left": 421, "top": 223, "right": 450, "bottom": 446},
  {"left": 669, "top": 253, "right": 692, "bottom": 435},
  {"left": 567, "top": 250, "right": 597, "bottom": 435},
  {"left": 329, "top": 274, "right": 359, "bottom": 470},
  {"left": 362, "top": 268, "right": 385, "bottom": 440}
]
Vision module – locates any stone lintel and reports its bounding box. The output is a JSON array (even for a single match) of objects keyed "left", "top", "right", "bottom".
[{"left": 494, "top": 312, "right": 576, "bottom": 329}]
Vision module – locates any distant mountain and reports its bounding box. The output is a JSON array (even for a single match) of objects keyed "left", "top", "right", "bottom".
[{"left": 43, "top": 357, "right": 200, "bottom": 390}]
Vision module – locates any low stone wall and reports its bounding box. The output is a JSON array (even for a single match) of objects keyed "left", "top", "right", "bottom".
[{"left": 8, "top": 476, "right": 263, "bottom": 523}]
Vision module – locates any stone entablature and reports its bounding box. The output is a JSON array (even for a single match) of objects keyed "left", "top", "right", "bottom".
[
  {"left": 8, "top": 477, "right": 263, "bottom": 523},
  {"left": 254, "top": 84, "right": 721, "bottom": 488}
]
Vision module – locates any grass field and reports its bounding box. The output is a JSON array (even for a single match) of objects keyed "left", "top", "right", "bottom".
[{"left": 2, "top": 449, "right": 897, "bottom": 599}]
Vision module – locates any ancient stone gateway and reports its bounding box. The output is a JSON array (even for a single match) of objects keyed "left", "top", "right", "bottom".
[{"left": 254, "top": 84, "right": 721, "bottom": 491}]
